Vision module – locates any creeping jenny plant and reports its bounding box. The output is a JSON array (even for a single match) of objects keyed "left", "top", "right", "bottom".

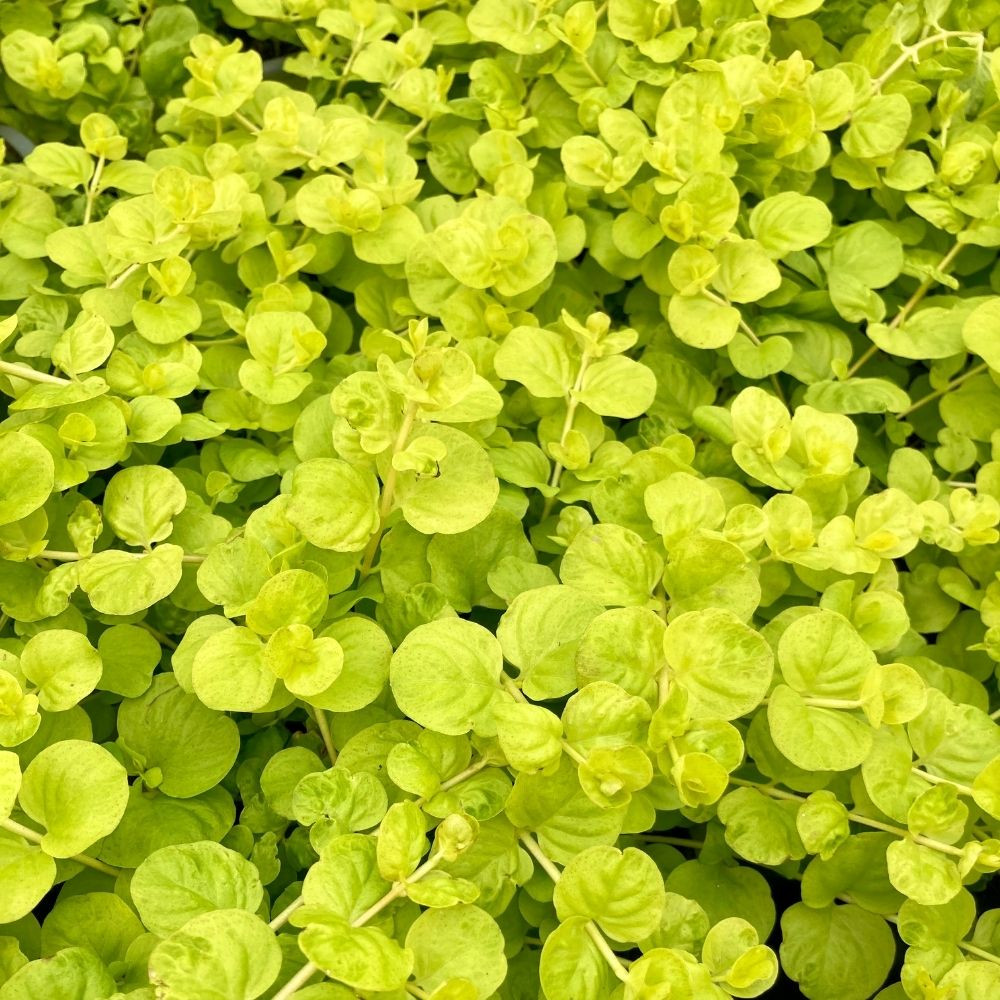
[{"left": 4, "top": 0, "right": 1000, "bottom": 997}]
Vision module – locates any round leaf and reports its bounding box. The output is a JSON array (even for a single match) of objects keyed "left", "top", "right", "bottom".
[
  {"left": 390, "top": 618, "right": 504, "bottom": 736},
  {"left": 132, "top": 841, "right": 265, "bottom": 936},
  {"left": 148, "top": 909, "right": 281, "bottom": 1000},
  {"left": 18, "top": 740, "right": 129, "bottom": 858}
]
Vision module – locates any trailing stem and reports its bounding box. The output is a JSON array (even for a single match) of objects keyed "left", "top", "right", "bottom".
[
  {"left": 729, "top": 777, "right": 965, "bottom": 857},
  {"left": 270, "top": 851, "right": 445, "bottom": 999},
  {"left": 517, "top": 832, "right": 630, "bottom": 982},
  {"left": 848, "top": 241, "right": 964, "bottom": 378},
  {"left": 541, "top": 351, "right": 592, "bottom": 519},
  {"left": 359, "top": 399, "right": 419, "bottom": 578},
  {"left": 0, "top": 817, "right": 121, "bottom": 877},
  {"left": 267, "top": 757, "right": 489, "bottom": 933}
]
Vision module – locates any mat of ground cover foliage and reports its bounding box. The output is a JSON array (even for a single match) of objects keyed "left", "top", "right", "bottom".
[{"left": 3, "top": 1, "right": 1000, "bottom": 999}]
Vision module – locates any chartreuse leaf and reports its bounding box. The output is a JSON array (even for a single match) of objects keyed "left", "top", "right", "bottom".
[
  {"left": 494, "top": 701, "right": 563, "bottom": 773},
  {"left": 18, "top": 630, "right": 101, "bottom": 712},
  {"left": 406, "top": 905, "right": 507, "bottom": 995},
  {"left": 505, "top": 758, "right": 627, "bottom": 864},
  {"left": 301, "top": 833, "right": 388, "bottom": 921},
  {"left": 749, "top": 193, "right": 832, "bottom": 257},
  {"left": 287, "top": 459, "right": 381, "bottom": 552},
  {"left": 0, "top": 834, "right": 57, "bottom": 925},
  {"left": 148, "top": 910, "right": 281, "bottom": 1000},
  {"left": 553, "top": 845, "right": 665, "bottom": 942},
  {"left": 131, "top": 841, "right": 264, "bottom": 936},
  {"left": 264, "top": 625, "right": 344, "bottom": 699},
  {"left": 626, "top": 947, "right": 724, "bottom": 998},
  {"left": 701, "top": 918, "right": 778, "bottom": 998},
  {"left": 0, "top": 948, "right": 116, "bottom": 1000},
  {"left": 494, "top": 326, "right": 572, "bottom": 398},
  {"left": 17, "top": 740, "right": 128, "bottom": 857},
  {"left": 40, "top": 891, "right": 144, "bottom": 967},
  {"left": 79, "top": 545, "right": 185, "bottom": 616},
  {"left": 796, "top": 791, "right": 850, "bottom": 860},
  {"left": 973, "top": 756, "right": 1000, "bottom": 819},
  {"left": 645, "top": 472, "right": 726, "bottom": 549},
  {"left": 886, "top": 839, "right": 962, "bottom": 906},
  {"left": 390, "top": 618, "right": 505, "bottom": 736},
  {"left": 377, "top": 800, "right": 427, "bottom": 881},
  {"left": 779, "top": 903, "right": 895, "bottom": 1000},
  {"left": 299, "top": 919, "right": 413, "bottom": 992},
  {"left": 768, "top": 684, "right": 874, "bottom": 772},
  {"left": 718, "top": 788, "right": 805, "bottom": 867},
  {"left": 576, "top": 607, "right": 665, "bottom": 699},
  {"left": 777, "top": 610, "right": 875, "bottom": 696},
  {"left": 117, "top": 674, "right": 240, "bottom": 797},
  {"left": 311, "top": 616, "right": 392, "bottom": 714},
  {"left": 0, "top": 432, "right": 54, "bottom": 527},
  {"left": 190, "top": 625, "right": 275, "bottom": 712},
  {"left": 497, "top": 584, "right": 603, "bottom": 699},
  {"left": 560, "top": 523, "right": 663, "bottom": 606},
  {"left": 800, "top": 833, "right": 903, "bottom": 914},
  {"left": 576, "top": 355, "right": 656, "bottom": 418},
  {"left": 539, "top": 916, "right": 613, "bottom": 1000},
  {"left": 394, "top": 425, "right": 500, "bottom": 536},
  {"left": 0, "top": 751, "right": 18, "bottom": 820},
  {"left": 102, "top": 465, "right": 187, "bottom": 547},
  {"left": 98, "top": 624, "right": 160, "bottom": 698},
  {"left": 663, "top": 609, "right": 773, "bottom": 721}
]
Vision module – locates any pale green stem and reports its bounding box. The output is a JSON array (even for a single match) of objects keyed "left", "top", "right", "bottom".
[
  {"left": 359, "top": 399, "right": 420, "bottom": 578},
  {"left": 701, "top": 290, "right": 785, "bottom": 403},
  {"left": 108, "top": 261, "right": 144, "bottom": 290},
  {"left": 639, "top": 834, "right": 705, "bottom": 849},
  {"left": 730, "top": 778, "right": 965, "bottom": 857},
  {"left": 585, "top": 922, "right": 630, "bottom": 981},
  {"left": 657, "top": 666, "right": 670, "bottom": 707},
  {"left": 335, "top": 26, "right": 366, "bottom": 99},
  {"left": 518, "top": 833, "right": 629, "bottom": 982},
  {"left": 139, "top": 622, "right": 177, "bottom": 651},
  {"left": 541, "top": 352, "right": 592, "bottom": 519},
  {"left": 911, "top": 767, "right": 975, "bottom": 797},
  {"left": 82, "top": 154, "right": 105, "bottom": 225},
  {"left": 0, "top": 817, "right": 121, "bottom": 876},
  {"left": 879, "top": 910, "right": 1000, "bottom": 966},
  {"left": 760, "top": 695, "right": 863, "bottom": 710},
  {"left": 271, "top": 961, "right": 320, "bottom": 999},
  {"left": 270, "top": 852, "right": 444, "bottom": 1000},
  {"left": 847, "top": 241, "right": 963, "bottom": 377},
  {"left": 958, "top": 939, "right": 1000, "bottom": 966},
  {"left": 37, "top": 548, "right": 205, "bottom": 565},
  {"left": 580, "top": 55, "right": 604, "bottom": 87},
  {"left": 269, "top": 895, "right": 304, "bottom": 931},
  {"left": 269, "top": 761, "right": 488, "bottom": 935},
  {"left": 189, "top": 335, "right": 244, "bottom": 348},
  {"left": 311, "top": 709, "right": 336, "bottom": 763},
  {"left": 234, "top": 111, "right": 353, "bottom": 180},
  {"left": 871, "top": 31, "right": 983, "bottom": 92},
  {"left": 403, "top": 118, "right": 429, "bottom": 143},
  {"left": 0, "top": 360, "right": 71, "bottom": 386},
  {"left": 900, "top": 362, "right": 988, "bottom": 419}
]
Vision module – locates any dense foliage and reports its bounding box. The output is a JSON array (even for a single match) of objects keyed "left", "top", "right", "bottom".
[{"left": 3, "top": 0, "right": 1000, "bottom": 997}]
